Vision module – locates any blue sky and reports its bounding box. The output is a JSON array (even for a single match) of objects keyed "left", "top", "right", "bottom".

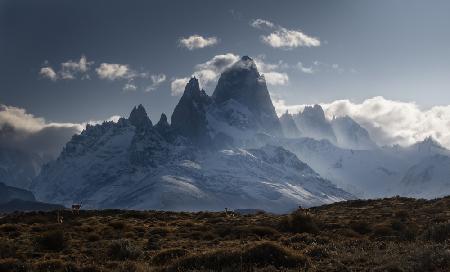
[{"left": 1, "top": 0, "right": 450, "bottom": 149}]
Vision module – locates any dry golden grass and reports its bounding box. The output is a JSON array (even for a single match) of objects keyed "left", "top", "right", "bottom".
[{"left": 0, "top": 196, "right": 449, "bottom": 271}]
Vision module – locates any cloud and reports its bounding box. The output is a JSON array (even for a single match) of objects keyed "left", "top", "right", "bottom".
[
  {"left": 39, "top": 67, "right": 57, "bottom": 81},
  {"left": 170, "top": 53, "right": 289, "bottom": 95},
  {"left": 179, "top": 35, "right": 218, "bottom": 50},
  {"left": 145, "top": 74, "right": 167, "bottom": 92},
  {"left": 272, "top": 96, "right": 450, "bottom": 149},
  {"left": 0, "top": 104, "right": 83, "bottom": 158},
  {"left": 193, "top": 53, "right": 240, "bottom": 87},
  {"left": 123, "top": 83, "right": 137, "bottom": 92},
  {"left": 39, "top": 55, "right": 93, "bottom": 81},
  {"left": 250, "top": 19, "right": 275, "bottom": 29},
  {"left": 251, "top": 19, "right": 320, "bottom": 49},
  {"left": 0, "top": 104, "right": 123, "bottom": 158},
  {"left": 262, "top": 28, "right": 320, "bottom": 49},
  {"left": 253, "top": 56, "right": 289, "bottom": 86},
  {"left": 60, "top": 55, "right": 93, "bottom": 79},
  {"left": 297, "top": 62, "right": 315, "bottom": 74},
  {"left": 170, "top": 77, "right": 190, "bottom": 96},
  {"left": 261, "top": 72, "right": 289, "bottom": 85},
  {"left": 96, "top": 63, "right": 134, "bottom": 80}
]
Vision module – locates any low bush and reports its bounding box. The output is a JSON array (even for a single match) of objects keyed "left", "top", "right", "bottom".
[
  {"left": 0, "top": 258, "right": 26, "bottom": 272},
  {"left": 422, "top": 222, "right": 450, "bottom": 243},
  {"left": 107, "top": 239, "right": 141, "bottom": 261},
  {"left": 350, "top": 220, "right": 372, "bottom": 235},
  {"left": 152, "top": 248, "right": 188, "bottom": 265},
  {"left": 278, "top": 211, "right": 319, "bottom": 234},
  {"left": 167, "top": 242, "right": 308, "bottom": 271},
  {"left": 0, "top": 239, "right": 17, "bottom": 258},
  {"left": 34, "top": 229, "right": 67, "bottom": 251}
]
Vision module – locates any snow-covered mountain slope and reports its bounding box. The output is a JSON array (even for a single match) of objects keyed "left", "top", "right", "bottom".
[
  {"left": 331, "top": 116, "right": 377, "bottom": 150},
  {"left": 256, "top": 135, "right": 450, "bottom": 199},
  {"left": 31, "top": 111, "right": 353, "bottom": 212},
  {"left": 0, "top": 147, "right": 45, "bottom": 189},
  {"left": 400, "top": 154, "right": 450, "bottom": 198}
]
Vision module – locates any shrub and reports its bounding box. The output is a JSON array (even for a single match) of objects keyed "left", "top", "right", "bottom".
[
  {"left": 422, "top": 223, "right": 450, "bottom": 243},
  {"left": 87, "top": 233, "right": 101, "bottom": 242},
  {"left": 0, "top": 224, "right": 18, "bottom": 232},
  {"left": 0, "top": 258, "right": 26, "bottom": 272},
  {"left": 350, "top": 220, "right": 372, "bottom": 235},
  {"left": 372, "top": 223, "right": 394, "bottom": 238},
  {"left": 148, "top": 227, "right": 171, "bottom": 237},
  {"left": 33, "top": 259, "right": 65, "bottom": 272},
  {"left": 109, "top": 221, "right": 127, "bottom": 230},
  {"left": 278, "top": 211, "right": 319, "bottom": 234},
  {"left": 35, "top": 229, "right": 67, "bottom": 251},
  {"left": 152, "top": 248, "right": 188, "bottom": 265},
  {"left": 146, "top": 236, "right": 161, "bottom": 250},
  {"left": 107, "top": 239, "right": 141, "bottom": 260},
  {"left": 0, "top": 239, "right": 16, "bottom": 258},
  {"left": 411, "top": 245, "right": 450, "bottom": 271},
  {"left": 167, "top": 242, "right": 308, "bottom": 271}
]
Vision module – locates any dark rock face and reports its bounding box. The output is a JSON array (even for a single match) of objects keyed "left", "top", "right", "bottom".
[
  {"left": 279, "top": 111, "right": 301, "bottom": 138},
  {"left": 154, "top": 113, "right": 174, "bottom": 140},
  {"left": 128, "top": 104, "right": 153, "bottom": 130},
  {"left": 171, "top": 78, "right": 212, "bottom": 145},
  {"left": 293, "top": 105, "right": 336, "bottom": 144},
  {"left": 212, "top": 56, "right": 281, "bottom": 135}
]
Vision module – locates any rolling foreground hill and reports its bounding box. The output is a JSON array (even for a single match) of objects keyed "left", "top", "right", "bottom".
[{"left": 0, "top": 196, "right": 449, "bottom": 271}]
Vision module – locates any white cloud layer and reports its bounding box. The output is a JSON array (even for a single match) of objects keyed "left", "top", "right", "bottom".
[
  {"left": 272, "top": 96, "right": 450, "bottom": 149},
  {"left": 251, "top": 18, "right": 320, "bottom": 49},
  {"left": 179, "top": 35, "right": 218, "bottom": 50},
  {"left": 0, "top": 104, "right": 121, "bottom": 158}
]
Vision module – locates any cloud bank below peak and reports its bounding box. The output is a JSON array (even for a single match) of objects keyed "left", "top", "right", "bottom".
[{"left": 273, "top": 96, "right": 450, "bottom": 149}]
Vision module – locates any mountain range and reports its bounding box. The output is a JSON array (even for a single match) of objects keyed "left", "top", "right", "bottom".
[{"left": 2, "top": 56, "right": 450, "bottom": 212}]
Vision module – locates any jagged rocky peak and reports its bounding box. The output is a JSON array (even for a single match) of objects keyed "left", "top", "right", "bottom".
[
  {"left": 279, "top": 111, "right": 301, "bottom": 138},
  {"left": 212, "top": 55, "right": 281, "bottom": 134},
  {"left": 301, "top": 104, "right": 327, "bottom": 122},
  {"left": 171, "top": 77, "right": 212, "bottom": 144},
  {"left": 128, "top": 104, "right": 153, "bottom": 129},
  {"left": 156, "top": 113, "right": 169, "bottom": 128}
]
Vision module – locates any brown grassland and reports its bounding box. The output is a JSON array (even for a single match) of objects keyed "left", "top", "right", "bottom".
[{"left": 0, "top": 196, "right": 449, "bottom": 271}]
